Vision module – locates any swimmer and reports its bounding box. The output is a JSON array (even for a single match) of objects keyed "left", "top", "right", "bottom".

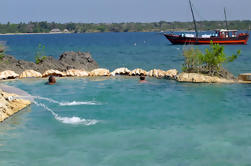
[
  {"left": 139, "top": 75, "right": 147, "bottom": 83},
  {"left": 47, "top": 75, "right": 56, "bottom": 85}
]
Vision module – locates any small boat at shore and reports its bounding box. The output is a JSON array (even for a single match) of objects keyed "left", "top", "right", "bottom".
[{"left": 164, "top": 0, "right": 249, "bottom": 45}]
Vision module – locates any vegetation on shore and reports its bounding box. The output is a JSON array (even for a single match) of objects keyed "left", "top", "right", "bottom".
[
  {"left": 182, "top": 42, "right": 240, "bottom": 79},
  {"left": 0, "top": 20, "right": 250, "bottom": 33}
]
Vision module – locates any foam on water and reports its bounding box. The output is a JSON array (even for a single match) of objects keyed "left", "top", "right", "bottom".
[
  {"left": 32, "top": 96, "right": 100, "bottom": 106},
  {"left": 59, "top": 101, "right": 98, "bottom": 106},
  {"left": 33, "top": 101, "right": 98, "bottom": 126}
]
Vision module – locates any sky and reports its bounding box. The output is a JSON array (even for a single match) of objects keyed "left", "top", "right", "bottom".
[{"left": 1, "top": 0, "right": 251, "bottom": 23}]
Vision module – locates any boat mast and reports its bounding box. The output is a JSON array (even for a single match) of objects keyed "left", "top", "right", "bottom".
[
  {"left": 224, "top": 8, "right": 229, "bottom": 30},
  {"left": 189, "top": 0, "right": 198, "bottom": 37}
]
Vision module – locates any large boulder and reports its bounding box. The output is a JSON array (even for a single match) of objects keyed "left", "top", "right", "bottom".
[
  {"left": 42, "top": 69, "right": 66, "bottom": 77},
  {"left": 58, "top": 51, "right": 98, "bottom": 71},
  {"left": 19, "top": 70, "right": 42, "bottom": 78},
  {"left": 0, "top": 70, "right": 19, "bottom": 80},
  {"left": 66, "top": 69, "right": 89, "bottom": 77},
  {"left": 129, "top": 68, "right": 148, "bottom": 76},
  {"left": 176, "top": 73, "right": 234, "bottom": 83},
  {"left": 89, "top": 68, "right": 110, "bottom": 76},
  {"left": 111, "top": 67, "right": 130, "bottom": 76}
]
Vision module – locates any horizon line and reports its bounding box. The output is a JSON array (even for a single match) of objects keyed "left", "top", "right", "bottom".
[{"left": 1, "top": 19, "right": 251, "bottom": 24}]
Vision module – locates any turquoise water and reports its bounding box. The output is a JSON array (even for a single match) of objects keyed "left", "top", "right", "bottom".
[
  {"left": 1, "top": 32, "right": 251, "bottom": 74},
  {"left": 0, "top": 33, "right": 251, "bottom": 165}
]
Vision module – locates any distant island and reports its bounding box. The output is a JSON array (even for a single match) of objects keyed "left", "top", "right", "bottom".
[{"left": 0, "top": 20, "right": 250, "bottom": 34}]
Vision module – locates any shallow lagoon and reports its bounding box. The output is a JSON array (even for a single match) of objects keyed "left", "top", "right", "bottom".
[
  {"left": 0, "top": 32, "right": 251, "bottom": 165},
  {"left": 0, "top": 77, "right": 251, "bottom": 166}
]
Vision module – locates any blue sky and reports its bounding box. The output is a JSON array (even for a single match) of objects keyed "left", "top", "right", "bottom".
[{"left": 1, "top": 0, "right": 251, "bottom": 23}]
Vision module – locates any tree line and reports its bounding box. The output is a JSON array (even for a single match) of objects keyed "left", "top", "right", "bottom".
[{"left": 0, "top": 20, "right": 250, "bottom": 34}]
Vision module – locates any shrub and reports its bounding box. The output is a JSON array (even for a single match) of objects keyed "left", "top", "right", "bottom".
[
  {"left": 35, "top": 44, "right": 47, "bottom": 64},
  {"left": 182, "top": 42, "right": 241, "bottom": 77}
]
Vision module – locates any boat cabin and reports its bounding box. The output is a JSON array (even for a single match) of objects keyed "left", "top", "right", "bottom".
[{"left": 215, "top": 29, "right": 238, "bottom": 38}]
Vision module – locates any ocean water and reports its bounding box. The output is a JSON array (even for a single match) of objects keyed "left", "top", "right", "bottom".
[{"left": 0, "top": 33, "right": 251, "bottom": 166}]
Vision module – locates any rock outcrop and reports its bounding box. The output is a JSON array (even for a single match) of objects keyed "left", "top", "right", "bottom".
[
  {"left": 129, "top": 68, "right": 148, "bottom": 76},
  {"left": 111, "top": 67, "right": 130, "bottom": 76},
  {"left": 0, "top": 51, "right": 98, "bottom": 74},
  {"left": 0, "top": 89, "right": 31, "bottom": 122},
  {"left": 66, "top": 69, "right": 89, "bottom": 77},
  {"left": 176, "top": 72, "right": 235, "bottom": 83},
  {"left": 0, "top": 70, "right": 19, "bottom": 80},
  {"left": 42, "top": 69, "right": 66, "bottom": 77},
  {"left": 89, "top": 68, "right": 110, "bottom": 76},
  {"left": 19, "top": 70, "right": 42, "bottom": 78}
]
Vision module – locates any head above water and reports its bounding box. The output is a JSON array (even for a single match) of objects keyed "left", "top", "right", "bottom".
[
  {"left": 140, "top": 76, "right": 145, "bottom": 81},
  {"left": 48, "top": 75, "right": 56, "bottom": 85}
]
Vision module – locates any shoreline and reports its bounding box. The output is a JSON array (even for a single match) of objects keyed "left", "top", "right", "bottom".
[{"left": 0, "top": 32, "right": 73, "bottom": 36}]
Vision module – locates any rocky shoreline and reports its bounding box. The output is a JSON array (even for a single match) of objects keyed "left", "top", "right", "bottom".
[{"left": 0, "top": 51, "right": 98, "bottom": 74}]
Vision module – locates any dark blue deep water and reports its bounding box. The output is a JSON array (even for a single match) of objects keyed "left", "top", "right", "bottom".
[{"left": 0, "top": 32, "right": 251, "bottom": 166}]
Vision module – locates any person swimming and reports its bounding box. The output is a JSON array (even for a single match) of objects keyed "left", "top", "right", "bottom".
[
  {"left": 47, "top": 75, "right": 56, "bottom": 85},
  {"left": 139, "top": 75, "right": 147, "bottom": 83}
]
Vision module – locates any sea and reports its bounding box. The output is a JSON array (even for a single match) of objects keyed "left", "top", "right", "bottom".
[{"left": 0, "top": 32, "right": 251, "bottom": 166}]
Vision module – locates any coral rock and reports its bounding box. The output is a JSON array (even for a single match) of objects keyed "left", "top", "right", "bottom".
[
  {"left": 42, "top": 69, "right": 66, "bottom": 77},
  {"left": 19, "top": 70, "right": 42, "bottom": 78},
  {"left": 0, "top": 70, "right": 19, "bottom": 80},
  {"left": 148, "top": 69, "right": 166, "bottom": 78},
  {"left": 89, "top": 68, "right": 110, "bottom": 76},
  {"left": 129, "top": 68, "right": 148, "bottom": 76},
  {"left": 66, "top": 69, "right": 89, "bottom": 77},
  {"left": 111, "top": 67, "right": 130, "bottom": 76}
]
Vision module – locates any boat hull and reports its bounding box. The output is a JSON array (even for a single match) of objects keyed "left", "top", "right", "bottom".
[{"left": 164, "top": 34, "right": 249, "bottom": 45}]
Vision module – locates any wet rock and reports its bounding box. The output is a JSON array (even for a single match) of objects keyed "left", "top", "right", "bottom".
[
  {"left": 0, "top": 70, "right": 19, "bottom": 80},
  {"left": 89, "top": 68, "right": 110, "bottom": 76},
  {"left": 42, "top": 69, "right": 66, "bottom": 77},
  {"left": 111, "top": 67, "right": 130, "bottom": 76},
  {"left": 66, "top": 69, "right": 89, "bottom": 77},
  {"left": 19, "top": 70, "right": 42, "bottom": 78}
]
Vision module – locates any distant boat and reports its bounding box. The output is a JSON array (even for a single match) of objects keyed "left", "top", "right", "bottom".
[{"left": 164, "top": 0, "right": 249, "bottom": 45}]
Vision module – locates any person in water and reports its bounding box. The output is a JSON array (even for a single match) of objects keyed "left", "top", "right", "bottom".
[
  {"left": 139, "top": 75, "right": 147, "bottom": 83},
  {"left": 48, "top": 75, "right": 56, "bottom": 85}
]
